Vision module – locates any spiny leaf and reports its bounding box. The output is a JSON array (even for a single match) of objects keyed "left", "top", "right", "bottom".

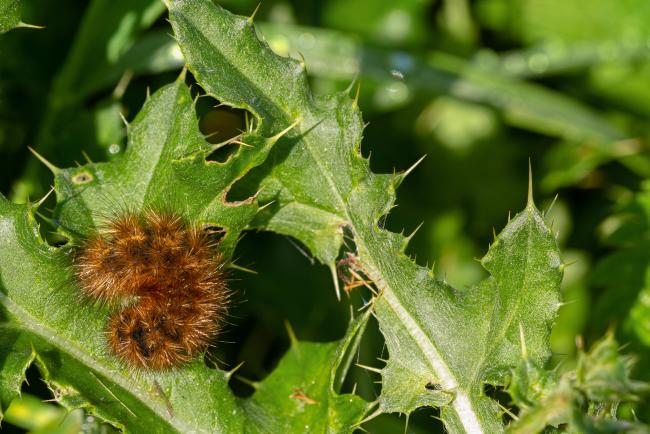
[
  {"left": 0, "top": 72, "right": 365, "bottom": 432},
  {"left": 0, "top": 194, "right": 370, "bottom": 431},
  {"left": 53, "top": 76, "right": 279, "bottom": 258},
  {"left": 168, "top": 2, "right": 563, "bottom": 432},
  {"left": 0, "top": 179, "right": 243, "bottom": 433},
  {"left": 243, "top": 312, "right": 372, "bottom": 433},
  {"left": 0, "top": 329, "right": 34, "bottom": 423},
  {"left": 508, "top": 333, "right": 649, "bottom": 433},
  {"left": 365, "top": 196, "right": 562, "bottom": 433},
  {"left": 169, "top": 0, "right": 368, "bottom": 268}
]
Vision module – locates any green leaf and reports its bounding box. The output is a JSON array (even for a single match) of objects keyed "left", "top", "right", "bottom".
[
  {"left": 92, "top": 30, "right": 185, "bottom": 93},
  {"left": 51, "top": 0, "right": 165, "bottom": 105},
  {"left": 0, "top": 74, "right": 368, "bottom": 431},
  {"left": 367, "top": 195, "right": 562, "bottom": 432},
  {"left": 508, "top": 333, "right": 649, "bottom": 433},
  {"left": 593, "top": 181, "right": 650, "bottom": 347},
  {"left": 53, "top": 76, "right": 280, "bottom": 258},
  {"left": 13, "top": 0, "right": 166, "bottom": 202},
  {"left": 477, "top": 0, "right": 650, "bottom": 44},
  {"left": 243, "top": 313, "right": 372, "bottom": 433},
  {"left": 169, "top": 2, "right": 356, "bottom": 266},
  {"left": 3, "top": 78, "right": 256, "bottom": 432},
  {"left": 0, "top": 329, "right": 34, "bottom": 422},
  {"left": 3, "top": 393, "right": 87, "bottom": 433},
  {"left": 0, "top": 0, "right": 21, "bottom": 34},
  {"left": 256, "top": 21, "right": 623, "bottom": 143},
  {"left": 168, "top": 1, "right": 564, "bottom": 431}
]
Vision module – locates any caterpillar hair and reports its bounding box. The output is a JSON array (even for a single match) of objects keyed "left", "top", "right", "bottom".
[{"left": 75, "top": 209, "right": 230, "bottom": 369}]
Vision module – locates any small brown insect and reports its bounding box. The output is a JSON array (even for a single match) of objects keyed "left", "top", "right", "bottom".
[{"left": 76, "top": 210, "right": 229, "bottom": 369}]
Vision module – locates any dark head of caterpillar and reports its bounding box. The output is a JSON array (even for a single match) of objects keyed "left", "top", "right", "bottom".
[{"left": 75, "top": 210, "right": 229, "bottom": 370}]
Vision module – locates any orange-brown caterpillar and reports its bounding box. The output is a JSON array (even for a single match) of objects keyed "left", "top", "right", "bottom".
[{"left": 76, "top": 210, "right": 229, "bottom": 369}]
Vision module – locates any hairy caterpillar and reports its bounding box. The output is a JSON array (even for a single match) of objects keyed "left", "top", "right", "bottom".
[{"left": 75, "top": 210, "right": 229, "bottom": 369}]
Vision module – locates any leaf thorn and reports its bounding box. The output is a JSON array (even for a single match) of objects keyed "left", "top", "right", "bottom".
[
  {"left": 330, "top": 264, "right": 341, "bottom": 301},
  {"left": 518, "top": 322, "right": 528, "bottom": 359},
  {"left": 112, "top": 69, "right": 133, "bottom": 100},
  {"left": 544, "top": 193, "right": 559, "bottom": 218},
  {"left": 208, "top": 134, "right": 241, "bottom": 153},
  {"left": 28, "top": 146, "right": 60, "bottom": 174},
  {"left": 226, "top": 361, "right": 246, "bottom": 379},
  {"left": 32, "top": 187, "right": 55, "bottom": 211},
  {"left": 177, "top": 65, "right": 188, "bottom": 82},
  {"left": 232, "top": 140, "right": 253, "bottom": 148},
  {"left": 296, "top": 52, "right": 307, "bottom": 72},
  {"left": 35, "top": 211, "right": 59, "bottom": 231},
  {"left": 119, "top": 112, "right": 129, "bottom": 129},
  {"left": 258, "top": 199, "right": 275, "bottom": 212},
  {"left": 395, "top": 155, "right": 426, "bottom": 188},
  {"left": 17, "top": 22, "right": 45, "bottom": 30},
  {"left": 355, "top": 406, "right": 382, "bottom": 428},
  {"left": 559, "top": 259, "right": 577, "bottom": 272},
  {"left": 234, "top": 374, "right": 259, "bottom": 389},
  {"left": 404, "top": 222, "right": 423, "bottom": 249},
  {"left": 228, "top": 262, "right": 258, "bottom": 275},
  {"left": 248, "top": 3, "right": 261, "bottom": 24},
  {"left": 81, "top": 150, "right": 93, "bottom": 164},
  {"left": 284, "top": 320, "right": 298, "bottom": 347},
  {"left": 356, "top": 363, "right": 382, "bottom": 374},
  {"left": 527, "top": 158, "right": 535, "bottom": 208},
  {"left": 352, "top": 82, "right": 361, "bottom": 108},
  {"left": 270, "top": 118, "right": 301, "bottom": 143}
]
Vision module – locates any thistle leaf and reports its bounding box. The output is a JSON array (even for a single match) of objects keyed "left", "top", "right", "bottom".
[
  {"left": 168, "top": 1, "right": 564, "bottom": 432},
  {"left": 0, "top": 70, "right": 365, "bottom": 432}
]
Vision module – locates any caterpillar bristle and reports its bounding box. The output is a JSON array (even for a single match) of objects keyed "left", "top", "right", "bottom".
[{"left": 76, "top": 209, "right": 229, "bottom": 370}]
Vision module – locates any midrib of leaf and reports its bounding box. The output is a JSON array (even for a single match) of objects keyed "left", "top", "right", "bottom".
[
  {"left": 168, "top": 2, "right": 490, "bottom": 430},
  {"left": 189, "top": 21, "right": 486, "bottom": 434},
  {"left": 190, "top": 21, "right": 485, "bottom": 428},
  {"left": 371, "top": 283, "right": 482, "bottom": 432},
  {"left": 242, "top": 46, "right": 489, "bottom": 434},
  {"left": 284, "top": 127, "right": 488, "bottom": 429},
  {"left": 0, "top": 292, "right": 190, "bottom": 433}
]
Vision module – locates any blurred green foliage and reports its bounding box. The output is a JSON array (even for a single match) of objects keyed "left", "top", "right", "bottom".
[{"left": 1, "top": 0, "right": 649, "bottom": 432}]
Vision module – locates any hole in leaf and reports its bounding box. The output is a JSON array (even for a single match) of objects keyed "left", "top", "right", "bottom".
[
  {"left": 49, "top": 237, "right": 69, "bottom": 248},
  {"left": 199, "top": 107, "right": 247, "bottom": 143},
  {"left": 484, "top": 383, "right": 517, "bottom": 423},
  {"left": 21, "top": 364, "right": 53, "bottom": 401},
  {"left": 223, "top": 231, "right": 349, "bottom": 396},
  {"left": 197, "top": 102, "right": 251, "bottom": 164},
  {"left": 202, "top": 225, "right": 227, "bottom": 244},
  {"left": 206, "top": 143, "right": 240, "bottom": 163}
]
